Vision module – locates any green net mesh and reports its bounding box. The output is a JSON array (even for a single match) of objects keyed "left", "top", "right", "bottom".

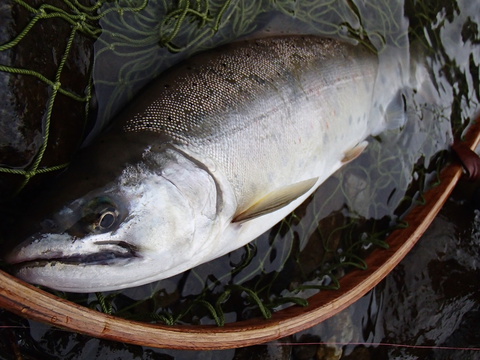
[
  {"left": 0, "top": 0, "right": 149, "bottom": 197},
  {"left": 0, "top": 0, "right": 410, "bottom": 196}
]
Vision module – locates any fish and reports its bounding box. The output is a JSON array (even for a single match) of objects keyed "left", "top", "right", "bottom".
[{"left": 4, "top": 35, "right": 408, "bottom": 292}]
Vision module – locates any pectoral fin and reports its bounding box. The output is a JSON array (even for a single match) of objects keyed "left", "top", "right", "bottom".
[
  {"left": 342, "top": 141, "right": 368, "bottom": 164},
  {"left": 233, "top": 178, "right": 318, "bottom": 222}
]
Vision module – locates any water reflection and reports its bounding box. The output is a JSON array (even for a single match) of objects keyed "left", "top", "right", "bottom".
[{"left": 319, "top": 193, "right": 480, "bottom": 360}]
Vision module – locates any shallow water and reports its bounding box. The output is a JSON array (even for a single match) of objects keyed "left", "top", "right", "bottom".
[
  {"left": 286, "top": 189, "right": 480, "bottom": 360},
  {"left": 1, "top": 0, "right": 480, "bottom": 357}
]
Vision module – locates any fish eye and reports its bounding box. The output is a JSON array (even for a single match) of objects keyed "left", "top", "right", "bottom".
[
  {"left": 98, "top": 211, "right": 116, "bottom": 230},
  {"left": 82, "top": 197, "right": 120, "bottom": 234}
]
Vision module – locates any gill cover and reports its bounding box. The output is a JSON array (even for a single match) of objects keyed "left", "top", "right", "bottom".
[{"left": 6, "top": 146, "right": 223, "bottom": 292}]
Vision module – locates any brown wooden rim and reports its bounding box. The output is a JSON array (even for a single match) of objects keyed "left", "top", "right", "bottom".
[{"left": 1, "top": 119, "right": 480, "bottom": 350}]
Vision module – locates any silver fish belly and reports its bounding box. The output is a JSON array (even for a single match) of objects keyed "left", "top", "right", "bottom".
[{"left": 5, "top": 36, "right": 396, "bottom": 292}]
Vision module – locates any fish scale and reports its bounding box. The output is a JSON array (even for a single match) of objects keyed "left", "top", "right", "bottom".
[{"left": 123, "top": 36, "right": 358, "bottom": 139}]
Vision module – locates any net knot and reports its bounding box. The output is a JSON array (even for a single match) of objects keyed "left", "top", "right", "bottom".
[
  {"left": 37, "top": 8, "right": 47, "bottom": 17},
  {"left": 75, "top": 14, "right": 87, "bottom": 30}
]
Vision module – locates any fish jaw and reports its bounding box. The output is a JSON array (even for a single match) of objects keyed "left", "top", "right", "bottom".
[
  {"left": 7, "top": 234, "right": 189, "bottom": 292},
  {"left": 5, "top": 233, "right": 138, "bottom": 266},
  {"left": 7, "top": 233, "right": 149, "bottom": 292}
]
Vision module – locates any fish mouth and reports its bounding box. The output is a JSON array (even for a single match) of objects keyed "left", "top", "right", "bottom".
[{"left": 9, "top": 240, "right": 139, "bottom": 268}]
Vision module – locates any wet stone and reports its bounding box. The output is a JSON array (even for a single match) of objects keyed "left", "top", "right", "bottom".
[
  {"left": 0, "top": 0, "right": 97, "bottom": 198},
  {"left": 293, "top": 335, "right": 320, "bottom": 360}
]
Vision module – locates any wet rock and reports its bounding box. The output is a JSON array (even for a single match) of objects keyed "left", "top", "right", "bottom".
[
  {"left": 316, "top": 344, "right": 342, "bottom": 360},
  {"left": 233, "top": 338, "right": 292, "bottom": 360},
  {"left": 341, "top": 346, "right": 371, "bottom": 360},
  {"left": 0, "top": 0, "right": 97, "bottom": 198},
  {"left": 293, "top": 334, "right": 319, "bottom": 360}
]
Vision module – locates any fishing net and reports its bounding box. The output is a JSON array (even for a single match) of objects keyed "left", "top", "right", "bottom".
[
  {"left": 0, "top": 0, "right": 150, "bottom": 198},
  {"left": 0, "top": 0, "right": 409, "bottom": 196},
  {"left": 1, "top": 0, "right": 479, "bottom": 328}
]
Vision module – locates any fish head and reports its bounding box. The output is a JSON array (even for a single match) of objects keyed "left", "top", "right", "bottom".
[{"left": 4, "top": 135, "right": 223, "bottom": 292}]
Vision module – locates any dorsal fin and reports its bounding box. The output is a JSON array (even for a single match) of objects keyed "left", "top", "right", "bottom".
[{"left": 233, "top": 178, "right": 318, "bottom": 223}]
